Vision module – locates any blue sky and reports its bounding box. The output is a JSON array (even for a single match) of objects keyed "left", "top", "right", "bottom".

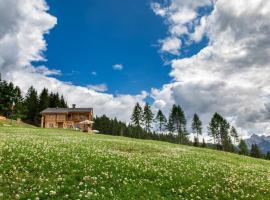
[{"left": 39, "top": 0, "right": 171, "bottom": 95}]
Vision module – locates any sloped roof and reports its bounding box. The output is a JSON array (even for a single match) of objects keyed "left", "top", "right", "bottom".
[{"left": 40, "top": 108, "right": 93, "bottom": 114}]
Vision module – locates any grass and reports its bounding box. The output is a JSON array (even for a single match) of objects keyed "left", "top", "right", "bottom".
[{"left": 0, "top": 127, "right": 270, "bottom": 199}]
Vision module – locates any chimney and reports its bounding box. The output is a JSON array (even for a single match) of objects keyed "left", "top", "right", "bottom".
[{"left": 72, "top": 104, "right": 76, "bottom": 109}]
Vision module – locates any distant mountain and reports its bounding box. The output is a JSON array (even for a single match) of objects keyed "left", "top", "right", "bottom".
[{"left": 245, "top": 134, "right": 270, "bottom": 154}]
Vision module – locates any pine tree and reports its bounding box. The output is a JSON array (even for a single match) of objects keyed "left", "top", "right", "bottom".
[
  {"left": 192, "top": 113, "right": 202, "bottom": 143},
  {"left": 155, "top": 110, "right": 167, "bottom": 132},
  {"left": 24, "top": 86, "right": 39, "bottom": 125},
  {"left": 39, "top": 88, "right": 50, "bottom": 111},
  {"left": 167, "top": 104, "right": 188, "bottom": 144},
  {"left": 142, "top": 103, "right": 154, "bottom": 132},
  {"left": 208, "top": 113, "right": 232, "bottom": 151},
  {"left": 131, "top": 102, "right": 142, "bottom": 127},
  {"left": 238, "top": 139, "right": 248, "bottom": 155},
  {"left": 201, "top": 138, "right": 206, "bottom": 148},
  {"left": 265, "top": 151, "right": 270, "bottom": 160},
  {"left": 230, "top": 126, "right": 239, "bottom": 144},
  {"left": 250, "top": 144, "right": 261, "bottom": 158}
]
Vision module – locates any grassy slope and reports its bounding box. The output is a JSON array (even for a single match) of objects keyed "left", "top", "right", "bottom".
[{"left": 0, "top": 127, "right": 270, "bottom": 200}]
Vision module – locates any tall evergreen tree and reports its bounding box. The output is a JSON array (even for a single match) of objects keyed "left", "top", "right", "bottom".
[
  {"left": 168, "top": 105, "right": 188, "bottom": 144},
  {"left": 265, "top": 151, "right": 270, "bottom": 160},
  {"left": 208, "top": 113, "right": 232, "bottom": 151},
  {"left": 39, "top": 88, "right": 50, "bottom": 111},
  {"left": 230, "top": 126, "right": 239, "bottom": 144},
  {"left": 238, "top": 139, "right": 249, "bottom": 155},
  {"left": 192, "top": 113, "right": 202, "bottom": 143},
  {"left": 250, "top": 144, "right": 261, "bottom": 158},
  {"left": 155, "top": 110, "right": 167, "bottom": 132},
  {"left": 142, "top": 103, "right": 154, "bottom": 132},
  {"left": 131, "top": 102, "right": 142, "bottom": 127},
  {"left": 24, "top": 86, "right": 39, "bottom": 125}
]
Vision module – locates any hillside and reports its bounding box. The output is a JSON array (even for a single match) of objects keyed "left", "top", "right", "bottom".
[{"left": 0, "top": 127, "right": 270, "bottom": 199}]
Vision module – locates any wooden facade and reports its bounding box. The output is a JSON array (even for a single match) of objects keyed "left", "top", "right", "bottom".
[{"left": 40, "top": 107, "right": 94, "bottom": 131}]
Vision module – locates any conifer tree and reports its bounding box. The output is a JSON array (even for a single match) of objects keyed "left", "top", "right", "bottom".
[
  {"left": 201, "top": 138, "right": 206, "bottom": 148},
  {"left": 39, "top": 88, "right": 50, "bottom": 111},
  {"left": 131, "top": 102, "right": 142, "bottom": 127},
  {"left": 208, "top": 113, "right": 232, "bottom": 151},
  {"left": 238, "top": 139, "right": 248, "bottom": 155},
  {"left": 24, "top": 86, "right": 39, "bottom": 125},
  {"left": 142, "top": 103, "right": 154, "bottom": 132},
  {"left": 230, "top": 126, "right": 239, "bottom": 144},
  {"left": 250, "top": 144, "right": 261, "bottom": 158},
  {"left": 192, "top": 113, "right": 202, "bottom": 143},
  {"left": 265, "top": 151, "right": 270, "bottom": 160},
  {"left": 155, "top": 110, "right": 167, "bottom": 132}
]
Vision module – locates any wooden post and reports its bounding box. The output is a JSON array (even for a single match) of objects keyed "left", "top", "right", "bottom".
[{"left": 41, "top": 116, "right": 44, "bottom": 128}]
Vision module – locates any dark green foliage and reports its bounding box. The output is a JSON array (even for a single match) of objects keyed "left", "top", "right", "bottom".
[
  {"left": 0, "top": 76, "right": 68, "bottom": 126},
  {"left": 24, "top": 87, "right": 40, "bottom": 125},
  {"left": 0, "top": 78, "right": 24, "bottom": 119},
  {"left": 131, "top": 102, "right": 142, "bottom": 127},
  {"left": 266, "top": 151, "right": 270, "bottom": 160},
  {"left": 94, "top": 114, "right": 183, "bottom": 144},
  {"left": 208, "top": 113, "right": 233, "bottom": 152},
  {"left": 230, "top": 126, "right": 239, "bottom": 144},
  {"left": 155, "top": 110, "right": 167, "bottom": 132},
  {"left": 238, "top": 139, "right": 249, "bottom": 155},
  {"left": 201, "top": 138, "right": 206, "bottom": 148},
  {"left": 193, "top": 136, "right": 199, "bottom": 147},
  {"left": 168, "top": 104, "right": 189, "bottom": 144},
  {"left": 250, "top": 144, "right": 262, "bottom": 158},
  {"left": 142, "top": 103, "right": 154, "bottom": 132},
  {"left": 192, "top": 113, "right": 202, "bottom": 144}
]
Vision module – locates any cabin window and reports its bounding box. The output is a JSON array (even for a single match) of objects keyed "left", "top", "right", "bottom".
[{"left": 67, "top": 114, "right": 72, "bottom": 120}]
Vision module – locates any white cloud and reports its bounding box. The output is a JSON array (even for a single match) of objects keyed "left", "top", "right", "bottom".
[
  {"left": 152, "top": 0, "right": 270, "bottom": 137},
  {"left": 0, "top": 0, "right": 146, "bottom": 122},
  {"left": 87, "top": 84, "right": 108, "bottom": 92},
  {"left": 112, "top": 64, "right": 123, "bottom": 70},
  {"left": 160, "top": 37, "right": 181, "bottom": 55},
  {"left": 35, "top": 66, "right": 62, "bottom": 76}
]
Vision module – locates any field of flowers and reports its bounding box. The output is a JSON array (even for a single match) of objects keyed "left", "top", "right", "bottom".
[{"left": 1, "top": 127, "right": 270, "bottom": 199}]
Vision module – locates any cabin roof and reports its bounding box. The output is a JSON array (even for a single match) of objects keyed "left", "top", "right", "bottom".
[{"left": 40, "top": 108, "right": 93, "bottom": 114}]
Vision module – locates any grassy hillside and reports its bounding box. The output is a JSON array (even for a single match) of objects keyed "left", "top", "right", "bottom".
[
  {"left": 0, "top": 127, "right": 270, "bottom": 199},
  {"left": 0, "top": 118, "right": 35, "bottom": 128}
]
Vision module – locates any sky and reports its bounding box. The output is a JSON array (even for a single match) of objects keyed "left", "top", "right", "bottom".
[{"left": 0, "top": 0, "right": 270, "bottom": 138}]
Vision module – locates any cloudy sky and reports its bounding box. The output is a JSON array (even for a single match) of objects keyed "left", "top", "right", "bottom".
[{"left": 0, "top": 0, "right": 270, "bottom": 137}]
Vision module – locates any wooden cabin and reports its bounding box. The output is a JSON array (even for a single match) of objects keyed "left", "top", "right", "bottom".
[{"left": 40, "top": 105, "right": 94, "bottom": 132}]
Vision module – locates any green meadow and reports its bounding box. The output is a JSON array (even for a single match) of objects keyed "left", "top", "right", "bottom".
[{"left": 1, "top": 127, "right": 270, "bottom": 199}]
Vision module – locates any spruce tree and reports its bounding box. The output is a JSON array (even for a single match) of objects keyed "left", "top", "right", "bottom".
[
  {"left": 265, "top": 151, "right": 270, "bottom": 160},
  {"left": 192, "top": 113, "right": 202, "bottom": 143},
  {"left": 155, "top": 110, "right": 167, "bottom": 132},
  {"left": 142, "top": 103, "right": 154, "bottom": 132},
  {"left": 24, "top": 86, "right": 39, "bottom": 125},
  {"left": 238, "top": 139, "right": 248, "bottom": 155},
  {"left": 208, "top": 113, "right": 232, "bottom": 151},
  {"left": 230, "top": 126, "right": 239, "bottom": 144},
  {"left": 39, "top": 88, "right": 50, "bottom": 111},
  {"left": 201, "top": 138, "right": 206, "bottom": 148},
  {"left": 250, "top": 144, "right": 261, "bottom": 158},
  {"left": 131, "top": 102, "right": 142, "bottom": 127}
]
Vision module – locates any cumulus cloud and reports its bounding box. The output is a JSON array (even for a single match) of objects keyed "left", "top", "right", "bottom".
[
  {"left": 112, "top": 64, "right": 123, "bottom": 70},
  {"left": 152, "top": 0, "right": 270, "bottom": 137},
  {"left": 0, "top": 0, "right": 146, "bottom": 122}
]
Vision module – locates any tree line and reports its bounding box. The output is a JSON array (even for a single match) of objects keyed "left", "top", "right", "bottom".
[
  {"left": 1, "top": 76, "right": 269, "bottom": 160},
  {"left": 0, "top": 76, "right": 67, "bottom": 125},
  {"left": 94, "top": 102, "right": 270, "bottom": 160}
]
